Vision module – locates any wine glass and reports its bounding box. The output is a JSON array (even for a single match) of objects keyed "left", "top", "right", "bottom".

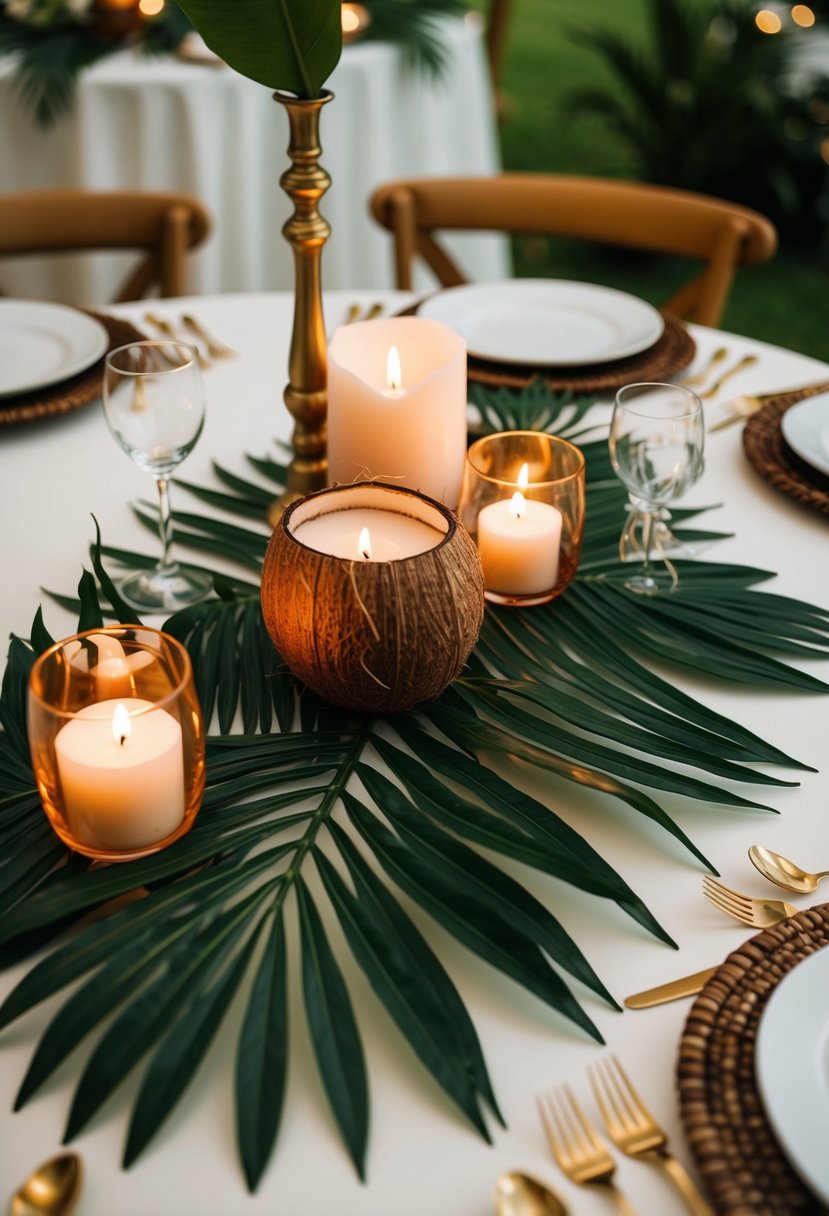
[
  {"left": 103, "top": 340, "right": 212, "bottom": 611},
  {"left": 608, "top": 382, "right": 704, "bottom": 595}
]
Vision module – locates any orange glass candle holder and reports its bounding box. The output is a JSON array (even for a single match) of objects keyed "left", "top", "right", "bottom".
[
  {"left": 459, "top": 431, "right": 586, "bottom": 606},
  {"left": 28, "top": 626, "right": 205, "bottom": 862}
]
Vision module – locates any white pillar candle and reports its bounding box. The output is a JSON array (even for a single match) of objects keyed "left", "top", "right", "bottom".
[
  {"left": 293, "top": 507, "right": 443, "bottom": 561},
  {"left": 54, "top": 698, "right": 185, "bottom": 851},
  {"left": 477, "top": 484, "right": 563, "bottom": 597},
  {"left": 327, "top": 316, "right": 467, "bottom": 509}
]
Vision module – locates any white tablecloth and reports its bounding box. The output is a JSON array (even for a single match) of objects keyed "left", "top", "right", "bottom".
[
  {"left": 1, "top": 292, "right": 828, "bottom": 1216},
  {"left": 0, "top": 18, "right": 509, "bottom": 305}
]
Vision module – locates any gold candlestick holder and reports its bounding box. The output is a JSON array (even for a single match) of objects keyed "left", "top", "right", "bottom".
[{"left": 269, "top": 89, "right": 333, "bottom": 527}]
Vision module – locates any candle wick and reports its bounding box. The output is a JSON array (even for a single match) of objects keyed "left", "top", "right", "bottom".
[{"left": 119, "top": 733, "right": 127, "bottom": 747}]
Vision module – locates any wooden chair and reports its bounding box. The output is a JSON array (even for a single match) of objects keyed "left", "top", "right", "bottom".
[
  {"left": 370, "top": 174, "right": 778, "bottom": 326},
  {"left": 0, "top": 189, "right": 211, "bottom": 302}
]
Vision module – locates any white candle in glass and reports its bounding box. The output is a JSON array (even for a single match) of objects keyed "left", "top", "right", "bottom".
[
  {"left": 293, "top": 507, "right": 443, "bottom": 561},
  {"left": 327, "top": 316, "right": 467, "bottom": 509},
  {"left": 477, "top": 464, "right": 563, "bottom": 596},
  {"left": 54, "top": 698, "right": 185, "bottom": 851}
]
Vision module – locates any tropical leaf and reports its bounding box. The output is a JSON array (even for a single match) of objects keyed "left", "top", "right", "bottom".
[
  {"left": 176, "top": 0, "right": 342, "bottom": 98},
  {"left": 1, "top": 379, "right": 828, "bottom": 1190}
]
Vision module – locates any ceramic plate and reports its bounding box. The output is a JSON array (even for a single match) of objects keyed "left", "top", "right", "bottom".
[
  {"left": 0, "top": 300, "right": 109, "bottom": 399},
  {"left": 780, "top": 392, "right": 829, "bottom": 478},
  {"left": 755, "top": 945, "right": 829, "bottom": 1204},
  {"left": 418, "top": 280, "right": 665, "bottom": 367}
]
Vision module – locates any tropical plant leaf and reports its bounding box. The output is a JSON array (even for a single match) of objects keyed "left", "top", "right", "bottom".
[
  {"left": 296, "top": 876, "right": 369, "bottom": 1180},
  {"left": 235, "top": 910, "right": 289, "bottom": 1192},
  {"left": 176, "top": 0, "right": 342, "bottom": 98}
]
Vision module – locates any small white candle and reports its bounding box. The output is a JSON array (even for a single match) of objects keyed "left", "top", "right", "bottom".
[
  {"left": 477, "top": 465, "right": 563, "bottom": 596},
  {"left": 327, "top": 317, "right": 467, "bottom": 508},
  {"left": 293, "top": 507, "right": 443, "bottom": 561},
  {"left": 54, "top": 698, "right": 185, "bottom": 851}
]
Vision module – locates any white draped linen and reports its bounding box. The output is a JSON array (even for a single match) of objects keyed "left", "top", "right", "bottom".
[
  {"left": 0, "top": 17, "right": 509, "bottom": 305},
  {"left": 0, "top": 291, "right": 827, "bottom": 1216}
]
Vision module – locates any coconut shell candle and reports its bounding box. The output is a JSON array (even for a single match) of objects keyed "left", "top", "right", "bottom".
[{"left": 261, "top": 483, "right": 484, "bottom": 714}]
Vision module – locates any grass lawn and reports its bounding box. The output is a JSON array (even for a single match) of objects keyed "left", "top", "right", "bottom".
[{"left": 469, "top": 0, "right": 829, "bottom": 362}]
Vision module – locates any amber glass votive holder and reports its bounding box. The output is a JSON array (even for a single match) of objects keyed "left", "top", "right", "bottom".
[
  {"left": 459, "top": 431, "right": 586, "bottom": 606},
  {"left": 28, "top": 626, "right": 205, "bottom": 862}
]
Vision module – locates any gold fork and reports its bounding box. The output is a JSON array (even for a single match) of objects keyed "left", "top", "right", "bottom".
[
  {"left": 590, "top": 1055, "right": 713, "bottom": 1216},
  {"left": 702, "top": 875, "right": 797, "bottom": 927},
  {"left": 537, "top": 1086, "right": 638, "bottom": 1215}
]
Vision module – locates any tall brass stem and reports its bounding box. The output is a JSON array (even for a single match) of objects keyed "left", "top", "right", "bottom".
[{"left": 270, "top": 90, "right": 333, "bottom": 524}]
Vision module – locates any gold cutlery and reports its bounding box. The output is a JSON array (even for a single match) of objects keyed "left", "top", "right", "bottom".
[
  {"left": 698, "top": 353, "right": 758, "bottom": 400},
  {"left": 709, "top": 376, "right": 829, "bottom": 432},
  {"left": 494, "top": 1171, "right": 569, "bottom": 1215},
  {"left": 749, "top": 844, "right": 829, "bottom": 894},
  {"left": 144, "top": 311, "right": 211, "bottom": 370},
  {"left": 537, "top": 1086, "right": 638, "bottom": 1215},
  {"left": 702, "top": 875, "right": 797, "bottom": 928},
  {"left": 10, "top": 1152, "right": 82, "bottom": 1216},
  {"left": 589, "top": 1055, "right": 714, "bottom": 1216},
  {"left": 345, "top": 300, "right": 383, "bottom": 324},
  {"left": 624, "top": 965, "right": 719, "bottom": 1009},
  {"left": 180, "top": 313, "right": 238, "bottom": 359},
  {"left": 681, "top": 346, "right": 727, "bottom": 390}
]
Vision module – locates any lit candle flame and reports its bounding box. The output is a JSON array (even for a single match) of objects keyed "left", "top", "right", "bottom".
[
  {"left": 341, "top": 4, "right": 360, "bottom": 32},
  {"left": 358, "top": 527, "right": 373, "bottom": 560},
  {"left": 112, "top": 702, "right": 131, "bottom": 747},
  {"left": 386, "top": 345, "right": 402, "bottom": 391},
  {"left": 509, "top": 463, "right": 529, "bottom": 518}
]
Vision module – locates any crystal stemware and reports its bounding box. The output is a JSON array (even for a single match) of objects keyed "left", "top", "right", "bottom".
[
  {"left": 608, "top": 382, "right": 704, "bottom": 595},
  {"left": 103, "top": 340, "right": 212, "bottom": 611}
]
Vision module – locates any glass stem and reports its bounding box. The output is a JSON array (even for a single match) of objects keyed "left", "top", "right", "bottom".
[
  {"left": 641, "top": 509, "right": 655, "bottom": 575},
  {"left": 155, "top": 476, "right": 177, "bottom": 575}
]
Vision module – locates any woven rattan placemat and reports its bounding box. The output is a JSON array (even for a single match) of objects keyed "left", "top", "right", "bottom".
[
  {"left": 0, "top": 312, "right": 145, "bottom": 428},
  {"left": 403, "top": 299, "right": 696, "bottom": 395},
  {"left": 677, "top": 905, "right": 829, "bottom": 1215},
  {"left": 743, "top": 390, "right": 829, "bottom": 518},
  {"left": 464, "top": 312, "right": 696, "bottom": 394}
]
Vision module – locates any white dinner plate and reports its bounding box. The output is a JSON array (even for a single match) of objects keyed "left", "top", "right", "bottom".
[
  {"left": 0, "top": 300, "right": 109, "bottom": 398},
  {"left": 418, "top": 280, "right": 665, "bottom": 367},
  {"left": 780, "top": 392, "right": 829, "bottom": 478},
  {"left": 755, "top": 945, "right": 829, "bottom": 1204}
]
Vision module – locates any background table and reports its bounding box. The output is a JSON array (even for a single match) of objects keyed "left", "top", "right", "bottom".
[
  {"left": 1, "top": 292, "right": 827, "bottom": 1216},
  {"left": 0, "top": 18, "right": 509, "bottom": 305}
]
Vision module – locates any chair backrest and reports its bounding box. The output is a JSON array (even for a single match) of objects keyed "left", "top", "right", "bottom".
[
  {"left": 0, "top": 189, "right": 211, "bottom": 303},
  {"left": 370, "top": 174, "right": 778, "bottom": 326}
]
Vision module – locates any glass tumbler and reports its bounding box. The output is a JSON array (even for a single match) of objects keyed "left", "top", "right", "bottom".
[
  {"left": 459, "top": 431, "right": 586, "bottom": 606},
  {"left": 28, "top": 626, "right": 205, "bottom": 862}
]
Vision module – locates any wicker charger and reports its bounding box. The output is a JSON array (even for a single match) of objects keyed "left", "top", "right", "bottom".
[
  {"left": 743, "top": 390, "right": 829, "bottom": 518},
  {"left": 403, "top": 300, "right": 696, "bottom": 395},
  {"left": 465, "top": 313, "right": 696, "bottom": 394},
  {"left": 0, "top": 312, "right": 146, "bottom": 428},
  {"left": 677, "top": 905, "right": 829, "bottom": 1216}
]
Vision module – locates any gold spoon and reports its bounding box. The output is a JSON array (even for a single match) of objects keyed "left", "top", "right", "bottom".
[
  {"left": 9, "top": 1152, "right": 82, "bottom": 1216},
  {"left": 494, "top": 1171, "right": 569, "bottom": 1216},
  {"left": 749, "top": 844, "right": 829, "bottom": 894}
]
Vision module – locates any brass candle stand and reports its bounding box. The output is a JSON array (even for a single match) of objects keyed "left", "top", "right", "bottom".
[{"left": 269, "top": 89, "right": 333, "bottom": 527}]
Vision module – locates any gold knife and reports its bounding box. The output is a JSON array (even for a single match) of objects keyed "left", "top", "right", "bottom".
[{"left": 624, "top": 966, "right": 718, "bottom": 1009}]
